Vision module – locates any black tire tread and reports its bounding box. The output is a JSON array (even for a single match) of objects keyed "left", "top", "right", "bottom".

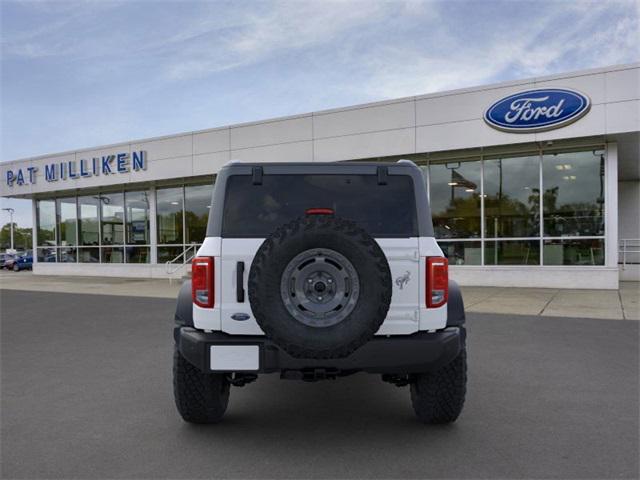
[
  {"left": 410, "top": 345, "right": 467, "bottom": 424},
  {"left": 173, "top": 346, "right": 230, "bottom": 424}
]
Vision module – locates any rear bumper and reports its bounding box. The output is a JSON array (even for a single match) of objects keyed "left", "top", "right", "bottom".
[{"left": 175, "top": 326, "right": 464, "bottom": 375}]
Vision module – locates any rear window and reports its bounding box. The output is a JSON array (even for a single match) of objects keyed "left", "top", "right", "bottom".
[{"left": 222, "top": 174, "right": 417, "bottom": 237}]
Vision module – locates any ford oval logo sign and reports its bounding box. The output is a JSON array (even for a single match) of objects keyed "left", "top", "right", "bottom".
[{"left": 484, "top": 88, "right": 591, "bottom": 133}]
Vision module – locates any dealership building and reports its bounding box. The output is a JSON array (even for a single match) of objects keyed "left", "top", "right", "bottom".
[{"left": 1, "top": 63, "right": 638, "bottom": 288}]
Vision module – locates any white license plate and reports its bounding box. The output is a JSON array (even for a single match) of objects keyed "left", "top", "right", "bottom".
[{"left": 210, "top": 345, "right": 259, "bottom": 371}]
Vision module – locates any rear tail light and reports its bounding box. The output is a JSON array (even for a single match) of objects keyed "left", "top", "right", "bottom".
[
  {"left": 192, "top": 257, "right": 214, "bottom": 308},
  {"left": 426, "top": 257, "right": 448, "bottom": 308}
]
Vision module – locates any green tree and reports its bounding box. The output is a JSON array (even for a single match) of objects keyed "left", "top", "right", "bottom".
[{"left": 0, "top": 223, "right": 32, "bottom": 251}]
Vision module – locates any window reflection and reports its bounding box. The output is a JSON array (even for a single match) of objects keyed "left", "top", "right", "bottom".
[
  {"left": 543, "top": 239, "right": 604, "bottom": 265},
  {"left": 485, "top": 240, "right": 540, "bottom": 265},
  {"left": 125, "top": 191, "right": 150, "bottom": 245},
  {"left": 37, "top": 200, "right": 56, "bottom": 246},
  {"left": 438, "top": 241, "right": 481, "bottom": 265},
  {"left": 37, "top": 246, "right": 56, "bottom": 262},
  {"left": 157, "top": 187, "right": 183, "bottom": 244},
  {"left": 78, "top": 196, "right": 100, "bottom": 246},
  {"left": 100, "top": 193, "right": 124, "bottom": 245},
  {"left": 37, "top": 185, "right": 217, "bottom": 265},
  {"left": 126, "top": 246, "right": 150, "bottom": 263},
  {"left": 484, "top": 155, "right": 540, "bottom": 238},
  {"left": 56, "top": 198, "right": 77, "bottom": 246},
  {"left": 101, "top": 246, "right": 124, "bottom": 263},
  {"left": 78, "top": 247, "right": 99, "bottom": 263},
  {"left": 185, "top": 184, "right": 212, "bottom": 244},
  {"left": 542, "top": 150, "right": 605, "bottom": 237},
  {"left": 429, "top": 160, "right": 481, "bottom": 238},
  {"left": 58, "top": 246, "right": 76, "bottom": 263},
  {"left": 158, "top": 246, "right": 184, "bottom": 263}
]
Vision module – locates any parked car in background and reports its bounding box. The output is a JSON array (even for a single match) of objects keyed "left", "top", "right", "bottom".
[
  {"left": 12, "top": 252, "right": 33, "bottom": 271},
  {"left": 2, "top": 253, "right": 17, "bottom": 270}
]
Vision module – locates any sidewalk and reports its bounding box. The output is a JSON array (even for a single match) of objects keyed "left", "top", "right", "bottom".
[
  {"left": 463, "top": 284, "right": 639, "bottom": 320},
  {"left": 1, "top": 271, "right": 638, "bottom": 320},
  {"left": 0, "top": 271, "right": 181, "bottom": 299}
]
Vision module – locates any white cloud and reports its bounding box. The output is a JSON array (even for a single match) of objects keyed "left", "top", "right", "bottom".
[
  {"left": 4, "top": 0, "right": 636, "bottom": 91},
  {"left": 164, "top": 1, "right": 402, "bottom": 80},
  {"left": 1, "top": 0, "right": 638, "bottom": 165},
  {"left": 352, "top": 1, "right": 640, "bottom": 100}
]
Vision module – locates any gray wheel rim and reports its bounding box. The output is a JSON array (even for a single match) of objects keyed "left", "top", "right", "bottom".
[{"left": 280, "top": 248, "right": 360, "bottom": 327}]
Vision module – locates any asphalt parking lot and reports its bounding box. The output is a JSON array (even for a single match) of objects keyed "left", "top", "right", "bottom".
[{"left": 1, "top": 289, "right": 638, "bottom": 479}]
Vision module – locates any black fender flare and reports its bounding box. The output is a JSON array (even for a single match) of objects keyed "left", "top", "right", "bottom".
[
  {"left": 447, "top": 279, "right": 465, "bottom": 326},
  {"left": 175, "top": 280, "right": 193, "bottom": 327}
]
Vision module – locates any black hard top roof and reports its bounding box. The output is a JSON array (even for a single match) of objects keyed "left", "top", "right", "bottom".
[
  {"left": 223, "top": 160, "right": 418, "bottom": 168},
  {"left": 207, "top": 159, "right": 434, "bottom": 237}
]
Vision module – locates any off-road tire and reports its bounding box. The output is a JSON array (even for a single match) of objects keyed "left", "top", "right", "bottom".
[
  {"left": 410, "top": 342, "right": 467, "bottom": 424},
  {"left": 248, "top": 215, "right": 392, "bottom": 359},
  {"left": 173, "top": 346, "right": 230, "bottom": 424}
]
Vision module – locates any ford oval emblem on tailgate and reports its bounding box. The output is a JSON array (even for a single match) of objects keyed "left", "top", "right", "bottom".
[{"left": 231, "top": 313, "right": 250, "bottom": 321}]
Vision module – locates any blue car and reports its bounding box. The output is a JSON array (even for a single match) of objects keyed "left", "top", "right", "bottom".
[{"left": 13, "top": 253, "right": 33, "bottom": 271}]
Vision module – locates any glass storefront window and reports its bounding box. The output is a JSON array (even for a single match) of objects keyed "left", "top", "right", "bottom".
[
  {"left": 36, "top": 246, "right": 56, "bottom": 262},
  {"left": 484, "top": 155, "right": 540, "bottom": 238},
  {"left": 31, "top": 154, "right": 608, "bottom": 270},
  {"left": 101, "top": 246, "right": 124, "bottom": 263},
  {"left": 78, "top": 247, "right": 100, "bottom": 263},
  {"left": 185, "top": 184, "right": 212, "bottom": 244},
  {"left": 126, "top": 246, "right": 150, "bottom": 264},
  {"left": 542, "top": 150, "right": 605, "bottom": 237},
  {"left": 37, "top": 200, "right": 56, "bottom": 246},
  {"left": 543, "top": 238, "right": 604, "bottom": 265},
  {"left": 429, "top": 160, "right": 481, "bottom": 239},
  {"left": 158, "top": 246, "right": 184, "bottom": 264},
  {"left": 125, "top": 191, "right": 150, "bottom": 245},
  {"left": 58, "top": 247, "right": 77, "bottom": 263},
  {"left": 78, "top": 196, "right": 100, "bottom": 246},
  {"left": 438, "top": 241, "right": 482, "bottom": 265},
  {"left": 100, "top": 193, "right": 124, "bottom": 245},
  {"left": 485, "top": 240, "right": 540, "bottom": 265},
  {"left": 56, "top": 197, "right": 77, "bottom": 246},
  {"left": 157, "top": 187, "right": 183, "bottom": 244}
]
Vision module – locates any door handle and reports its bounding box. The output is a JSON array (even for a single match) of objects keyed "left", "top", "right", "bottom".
[{"left": 236, "top": 261, "right": 245, "bottom": 303}]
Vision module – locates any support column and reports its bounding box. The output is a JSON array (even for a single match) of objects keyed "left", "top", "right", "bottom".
[
  {"left": 149, "top": 186, "right": 158, "bottom": 264},
  {"left": 605, "top": 142, "right": 619, "bottom": 271},
  {"left": 31, "top": 199, "right": 38, "bottom": 267}
]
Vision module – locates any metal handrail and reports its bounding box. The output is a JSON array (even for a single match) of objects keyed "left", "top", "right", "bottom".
[
  {"left": 619, "top": 238, "right": 640, "bottom": 269},
  {"left": 166, "top": 244, "right": 199, "bottom": 277}
]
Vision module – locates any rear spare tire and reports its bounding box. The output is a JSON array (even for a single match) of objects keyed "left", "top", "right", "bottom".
[{"left": 248, "top": 215, "right": 392, "bottom": 359}]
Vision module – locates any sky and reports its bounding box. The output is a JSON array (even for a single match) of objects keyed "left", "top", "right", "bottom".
[{"left": 1, "top": 0, "right": 639, "bottom": 228}]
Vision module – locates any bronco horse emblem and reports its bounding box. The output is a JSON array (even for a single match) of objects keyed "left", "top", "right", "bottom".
[{"left": 395, "top": 270, "right": 411, "bottom": 290}]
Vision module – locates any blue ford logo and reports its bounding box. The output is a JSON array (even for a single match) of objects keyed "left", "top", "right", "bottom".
[{"left": 484, "top": 88, "right": 590, "bottom": 133}]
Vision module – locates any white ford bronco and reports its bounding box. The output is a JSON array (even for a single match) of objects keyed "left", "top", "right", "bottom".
[{"left": 174, "top": 160, "right": 467, "bottom": 424}]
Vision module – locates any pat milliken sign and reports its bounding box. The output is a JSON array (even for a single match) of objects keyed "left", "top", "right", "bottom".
[
  {"left": 5, "top": 150, "right": 147, "bottom": 187},
  {"left": 484, "top": 88, "right": 591, "bottom": 133}
]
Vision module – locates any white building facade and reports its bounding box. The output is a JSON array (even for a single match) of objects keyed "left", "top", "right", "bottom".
[{"left": 2, "top": 63, "right": 639, "bottom": 288}]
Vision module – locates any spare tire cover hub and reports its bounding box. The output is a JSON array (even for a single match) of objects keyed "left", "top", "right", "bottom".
[{"left": 280, "top": 248, "right": 360, "bottom": 328}]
